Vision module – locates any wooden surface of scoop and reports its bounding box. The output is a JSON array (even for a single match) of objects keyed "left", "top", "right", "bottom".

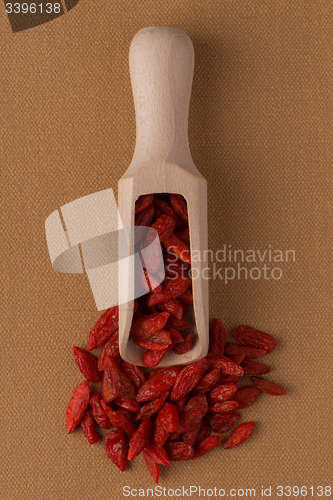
[{"left": 118, "top": 26, "right": 209, "bottom": 366}]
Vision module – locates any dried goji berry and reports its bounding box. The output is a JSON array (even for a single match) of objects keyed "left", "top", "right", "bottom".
[
  {"left": 232, "top": 385, "right": 261, "bottom": 409},
  {"left": 143, "top": 450, "right": 160, "bottom": 484},
  {"left": 250, "top": 376, "right": 287, "bottom": 395},
  {"left": 131, "top": 312, "right": 169, "bottom": 340},
  {"left": 105, "top": 430, "right": 128, "bottom": 471},
  {"left": 208, "top": 319, "right": 226, "bottom": 358},
  {"left": 153, "top": 198, "right": 177, "bottom": 219},
  {"left": 183, "top": 423, "right": 200, "bottom": 446},
  {"left": 158, "top": 299, "right": 183, "bottom": 319},
  {"left": 148, "top": 276, "right": 189, "bottom": 307},
  {"left": 209, "top": 412, "right": 241, "bottom": 434},
  {"left": 154, "top": 413, "right": 169, "bottom": 447},
  {"left": 217, "top": 373, "right": 242, "bottom": 385},
  {"left": 107, "top": 408, "right": 136, "bottom": 438},
  {"left": 173, "top": 332, "right": 194, "bottom": 355},
  {"left": 178, "top": 395, "right": 208, "bottom": 433},
  {"left": 144, "top": 440, "right": 170, "bottom": 466},
  {"left": 115, "top": 396, "right": 140, "bottom": 413},
  {"left": 208, "top": 384, "right": 238, "bottom": 404},
  {"left": 158, "top": 402, "right": 179, "bottom": 433},
  {"left": 97, "top": 331, "right": 119, "bottom": 371},
  {"left": 167, "top": 315, "right": 192, "bottom": 332},
  {"left": 194, "top": 368, "right": 220, "bottom": 394},
  {"left": 169, "top": 194, "right": 188, "bottom": 221},
  {"left": 89, "top": 393, "right": 111, "bottom": 429},
  {"left": 206, "top": 355, "right": 244, "bottom": 377},
  {"left": 222, "top": 421, "right": 255, "bottom": 449},
  {"left": 80, "top": 407, "right": 100, "bottom": 444},
  {"left": 171, "top": 358, "right": 208, "bottom": 401},
  {"left": 135, "top": 194, "right": 154, "bottom": 213},
  {"left": 65, "top": 380, "right": 90, "bottom": 434},
  {"left": 135, "top": 203, "right": 155, "bottom": 230},
  {"left": 128, "top": 417, "right": 153, "bottom": 461},
  {"left": 228, "top": 354, "right": 246, "bottom": 364},
  {"left": 208, "top": 400, "right": 240, "bottom": 414},
  {"left": 193, "top": 414, "right": 211, "bottom": 447},
  {"left": 224, "top": 342, "right": 267, "bottom": 359},
  {"left": 133, "top": 329, "right": 172, "bottom": 351},
  {"left": 165, "top": 442, "right": 194, "bottom": 461},
  {"left": 241, "top": 359, "right": 271, "bottom": 376},
  {"left": 101, "top": 356, "right": 135, "bottom": 403},
  {"left": 150, "top": 214, "right": 177, "bottom": 242},
  {"left": 121, "top": 361, "right": 146, "bottom": 392},
  {"left": 135, "top": 392, "right": 169, "bottom": 421},
  {"left": 72, "top": 346, "right": 102, "bottom": 383},
  {"left": 193, "top": 435, "right": 222, "bottom": 459},
  {"left": 233, "top": 326, "right": 278, "bottom": 353},
  {"left": 87, "top": 305, "right": 119, "bottom": 351},
  {"left": 167, "top": 327, "right": 185, "bottom": 344},
  {"left": 136, "top": 367, "right": 181, "bottom": 402},
  {"left": 162, "top": 233, "right": 191, "bottom": 264},
  {"left": 142, "top": 348, "right": 169, "bottom": 367}
]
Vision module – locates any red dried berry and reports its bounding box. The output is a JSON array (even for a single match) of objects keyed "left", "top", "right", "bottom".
[
  {"left": 80, "top": 408, "right": 100, "bottom": 444},
  {"left": 232, "top": 385, "right": 261, "bottom": 409},
  {"left": 131, "top": 312, "right": 169, "bottom": 340},
  {"left": 158, "top": 402, "right": 179, "bottom": 433},
  {"left": 105, "top": 430, "right": 128, "bottom": 471},
  {"left": 183, "top": 424, "right": 201, "bottom": 446},
  {"left": 208, "top": 319, "right": 227, "bottom": 358},
  {"left": 178, "top": 395, "right": 209, "bottom": 433},
  {"left": 222, "top": 421, "right": 255, "bottom": 449},
  {"left": 65, "top": 380, "right": 90, "bottom": 434},
  {"left": 165, "top": 442, "right": 194, "bottom": 461},
  {"left": 135, "top": 392, "right": 169, "bottom": 421},
  {"left": 173, "top": 332, "right": 194, "bottom": 355},
  {"left": 87, "top": 305, "right": 119, "bottom": 350},
  {"left": 154, "top": 413, "right": 169, "bottom": 447},
  {"left": 208, "top": 400, "right": 240, "bottom": 414},
  {"left": 121, "top": 361, "right": 146, "bottom": 392},
  {"left": 97, "top": 331, "right": 119, "bottom": 371},
  {"left": 135, "top": 194, "right": 154, "bottom": 213},
  {"left": 171, "top": 358, "right": 208, "bottom": 401},
  {"left": 193, "top": 435, "right": 222, "bottom": 459},
  {"left": 232, "top": 326, "right": 278, "bottom": 353},
  {"left": 89, "top": 393, "right": 111, "bottom": 429},
  {"left": 241, "top": 359, "right": 271, "bottom": 376},
  {"left": 206, "top": 355, "right": 244, "bottom": 377},
  {"left": 128, "top": 417, "right": 153, "bottom": 461},
  {"left": 101, "top": 356, "right": 135, "bottom": 403},
  {"left": 143, "top": 450, "right": 160, "bottom": 484},
  {"left": 209, "top": 412, "right": 241, "bottom": 434},
  {"left": 142, "top": 349, "right": 168, "bottom": 367},
  {"left": 194, "top": 369, "right": 221, "bottom": 394},
  {"left": 136, "top": 367, "right": 181, "bottom": 402},
  {"left": 250, "top": 376, "right": 287, "bottom": 396},
  {"left": 209, "top": 384, "right": 238, "bottom": 404},
  {"left": 224, "top": 342, "right": 267, "bottom": 359},
  {"left": 72, "top": 346, "right": 102, "bottom": 383},
  {"left": 144, "top": 440, "right": 170, "bottom": 466},
  {"left": 115, "top": 397, "right": 140, "bottom": 413}
]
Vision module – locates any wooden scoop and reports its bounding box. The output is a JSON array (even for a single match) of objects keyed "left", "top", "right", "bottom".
[{"left": 118, "top": 26, "right": 209, "bottom": 366}]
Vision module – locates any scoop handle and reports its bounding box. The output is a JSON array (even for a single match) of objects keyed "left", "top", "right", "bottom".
[{"left": 128, "top": 26, "right": 196, "bottom": 173}]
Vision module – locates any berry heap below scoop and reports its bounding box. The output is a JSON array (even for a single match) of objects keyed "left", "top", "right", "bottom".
[{"left": 65, "top": 317, "right": 287, "bottom": 483}]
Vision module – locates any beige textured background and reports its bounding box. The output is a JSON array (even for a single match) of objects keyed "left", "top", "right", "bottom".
[{"left": 1, "top": 1, "right": 332, "bottom": 499}]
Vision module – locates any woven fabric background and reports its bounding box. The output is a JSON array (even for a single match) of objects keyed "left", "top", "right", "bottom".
[{"left": 0, "top": 1, "right": 332, "bottom": 499}]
